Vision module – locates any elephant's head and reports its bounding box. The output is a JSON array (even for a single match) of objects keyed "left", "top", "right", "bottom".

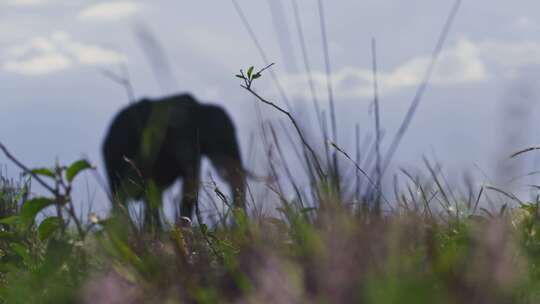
[{"left": 196, "top": 104, "right": 246, "bottom": 208}]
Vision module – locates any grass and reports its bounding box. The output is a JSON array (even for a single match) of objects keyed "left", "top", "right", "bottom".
[
  {"left": 0, "top": 1, "right": 532, "bottom": 302},
  {"left": 1, "top": 78, "right": 540, "bottom": 302},
  {"left": 1, "top": 61, "right": 539, "bottom": 303},
  {"left": 1, "top": 168, "right": 540, "bottom": 303}
]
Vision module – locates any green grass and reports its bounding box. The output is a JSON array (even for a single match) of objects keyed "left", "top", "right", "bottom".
[
  {"left": 1, "top": 167, "right": 540, "bottom": 303},
  {"left": 0, "top": 62, "right": 536, "bottom": 302}
]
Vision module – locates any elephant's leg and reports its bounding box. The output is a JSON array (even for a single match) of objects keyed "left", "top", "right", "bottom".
[
  {"left": 143, "top": 180, "right": 163, "bottom": 231},
  {"left": 110, "top": 190, "right": 130, "bottom": 223},
  {"left": 180, "top": 168, "right": 200, "bottom": 221},
  {"left": 108, "top": 172, "right": 125, "bottom": 209},
  {"left": 144, "top": 204, "right": 161, "bottom": 231},
  {"left": 144, "top": 201, "right": 161, "bottom": 230},
  {"left": 109, "top": 178, "right": 134, "bottom": 223}
]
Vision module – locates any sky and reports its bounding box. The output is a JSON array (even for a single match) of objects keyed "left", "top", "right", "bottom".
[{"left": 2, "top": 0, "right": 540, "bottom": 214}]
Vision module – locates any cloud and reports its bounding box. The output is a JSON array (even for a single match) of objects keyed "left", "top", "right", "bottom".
[
  {"left": 279, "top": 37, "right": 540, "bottom": 100},
  {"left": 50, "top": 32, "right": 126, "bottom": 65},
  {"left": 2, "top": 31, "right": 126, "bottom": 76},
  {"left": 4, "top": 53, "right": 71, "bottom": 75},
  {"left": 4, "top": 0, "right": 53, "bottom": 6},
  {"left": 78, "top": 1, "right": 142, "bottom": 21}
]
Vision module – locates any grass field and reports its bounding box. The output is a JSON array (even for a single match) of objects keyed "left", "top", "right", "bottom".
[
  {"left": 3, "top": 1, "right": 539, "bottom": 302},
  {"left": 1, "top": 159, "right": 540, "bottom": 303},
  {"left": 1, "top": 72, "right": 540, "bottom": 302}
]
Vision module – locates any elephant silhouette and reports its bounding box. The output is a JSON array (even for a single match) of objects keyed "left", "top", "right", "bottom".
[{"left": 102, "top": 93, "right": 245, "bottom": 226}]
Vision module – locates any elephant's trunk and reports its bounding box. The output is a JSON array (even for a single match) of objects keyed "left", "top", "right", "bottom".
[
  {"left": 208, "top": 155, "right": 246, "bottom": 210},
  {"left": 227, "top": 161, "right": 247, "bottom": 210}
]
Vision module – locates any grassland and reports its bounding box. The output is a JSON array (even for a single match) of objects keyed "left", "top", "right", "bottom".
[{"left": 1, "top": 97, "right": 540, "bottom": 303}]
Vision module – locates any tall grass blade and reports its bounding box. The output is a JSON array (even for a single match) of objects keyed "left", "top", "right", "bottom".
[{"left": 380, "top": 0, "right": 463, "bottom": 176}]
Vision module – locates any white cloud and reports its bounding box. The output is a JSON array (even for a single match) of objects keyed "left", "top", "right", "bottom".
[
  {"left": 280, "top": 37, "right": 540, "bottom": 100},
  {"left": 78, "top": 1, "right": 142, "bottom": 21},
  {"left": 2, "top": 31, "right": 126, "bottom": 76},
  {"left": 51, "top": 32, "right": 126, "bottom": 65},
  {"left": 4, "top": 53, "right": 71, "bottom": 75}
]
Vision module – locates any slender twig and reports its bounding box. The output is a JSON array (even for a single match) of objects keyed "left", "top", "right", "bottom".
[
  {"left": 231, "top": 0, "right": 293, "bottom": 111},
  {"left": 240, "top": 86, "right": 325, "bottom": 179},
  {"left": 0, "top": 142, "right": 56, "bottom": 194},
  {"left": 238, "top": 63, "right": 275, "bottom": 90}
]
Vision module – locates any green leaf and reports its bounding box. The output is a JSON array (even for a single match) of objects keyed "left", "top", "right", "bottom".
[
  {"left": 21, "top": 197, "right": 56, "bottom": 224},
  {"left": 252, "top": 73, "right": 261, "bottom": 80},
  {"left": 200, "top": 224, "right": 208, "bottom": 235},
  {"left": 300, "top": 207, "right": 317, "bottom": 214},
  {"left": 29, "top": 168, "right": 55, "bottom": 178},
  {"left": 11, "top": 242, "right": 31, "bottom": 266},
  {"left": 0, "top": 215, "right": 19, "bottom": 225},
  {"left": 38, "top": 217, "right": 63, "bottom": 241},
  {"left": 66, "top": 159, "right": 94, "bottom": 183},
  {"left": 235, "top": 74, "right": 244, "bottom": 79},
  {"left": 0, "top": 231, "right": 16, "bottom": 240},
  {"left": 40, "top": 239, "right": 73, "bottom": 275},
  {"left": 247, "top": 66, "right": 254, "bottom": 79}
]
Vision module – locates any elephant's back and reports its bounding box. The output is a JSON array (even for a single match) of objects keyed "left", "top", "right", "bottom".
[
  {"left": 102, "top": 94, "right": 200, "bottom": 162},
  {"left": 106, "top": 93, "right": 197, "bottom": 132}
]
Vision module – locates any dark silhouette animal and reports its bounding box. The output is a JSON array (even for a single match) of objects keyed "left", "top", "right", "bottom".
[{"left": 102, "top": 93, "right": 245, "bottom": 225}]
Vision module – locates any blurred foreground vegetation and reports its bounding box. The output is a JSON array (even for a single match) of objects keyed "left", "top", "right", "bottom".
[
  {"left": 1, "top": 164, "right": 540, "bottom": 303},
  {"left": 1, "top": 65, "right": 540, "bottom": 302}
]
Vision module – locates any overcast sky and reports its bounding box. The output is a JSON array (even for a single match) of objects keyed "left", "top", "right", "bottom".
[{"left": 2, "top": 0, "right": 540, "bottom": 213}]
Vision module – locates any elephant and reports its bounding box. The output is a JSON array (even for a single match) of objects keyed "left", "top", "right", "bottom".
[{"left": 102, "top": 93, "right": 245, "bottom": 226}]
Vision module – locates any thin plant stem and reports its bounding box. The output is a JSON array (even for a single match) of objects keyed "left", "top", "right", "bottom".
[
  {"left": 380, "top": 0, "right": 462, "bottom": 176},
  {"left": 371, "top": 38, "right": 382, "bottom": 214},
  {"left": 241, "top": 85, "right": 325, "bottom": 180},
  {"left": 316, "top": 0, "right": 340, "bottom": 197},
  {"left": 291, "top": 0, "right": 324, "bottom": 134},
  {"left": 329, "top": 142, "right": 393, "bottom": 212},
  {"left": 231, "top": 0, "right": 293, "bottom": 111}
]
